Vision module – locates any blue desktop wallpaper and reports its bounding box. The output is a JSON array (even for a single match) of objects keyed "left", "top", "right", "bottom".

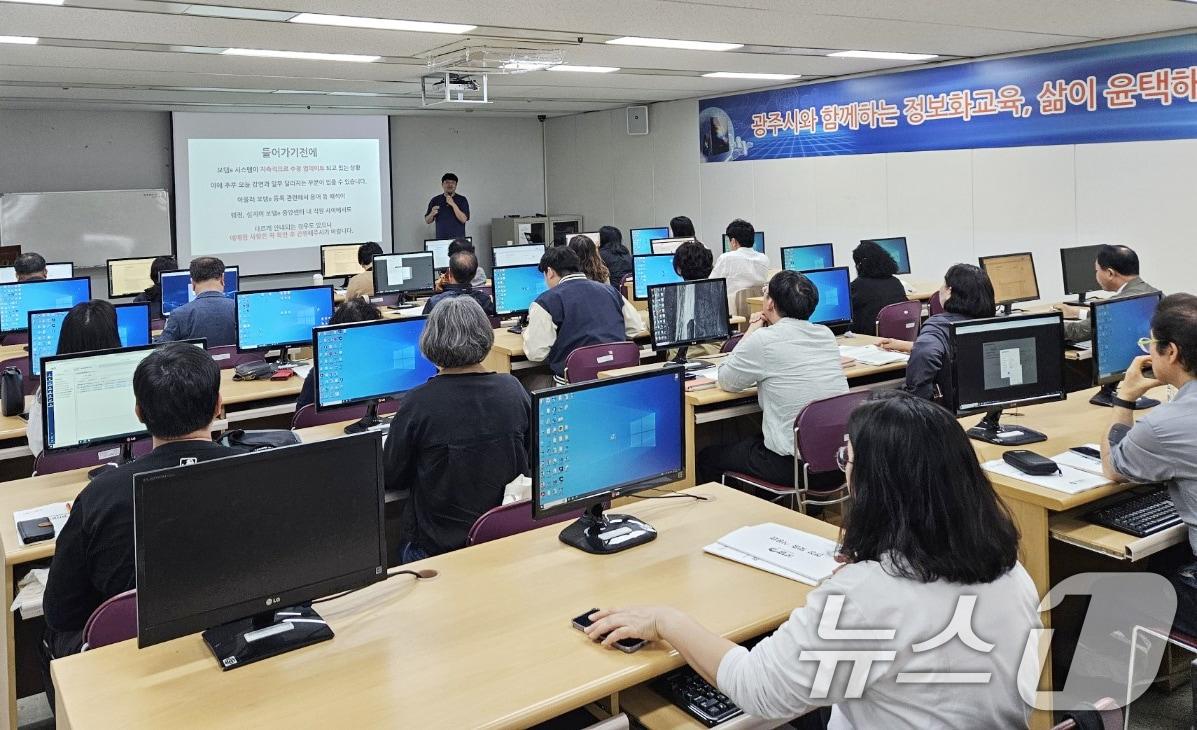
[
  {"left": 236, "top": 288, "right": 333, "bottom": 349},
  {"left": 494, "top": 265, "right": 548, "bottom": 315},
  {"left": 29, "top": 303, "right": 151, "bottom": 376},
  {"left": 0, "top": 278, "right": 91, "bottom": 334},
  {"left": 634, "top": 255, "right": 684, "bottom": 299},
  {"left": 1095, "top": 294, "right": 1160, "bottom": 381},
  {"left": 806, "top": 268, "right": 852, "bottom": 325},
  {"left": 161, "top": 269, "right": 239, "bottom": 314},
  {"left": 631, "top": 227, "right": 670, "bottom": 256},
  {"left": 315, "top": 319, "right": 437, "bottom": 408},
  {"left": 783, "top": 244, "right": 835, "bottom": 272}
]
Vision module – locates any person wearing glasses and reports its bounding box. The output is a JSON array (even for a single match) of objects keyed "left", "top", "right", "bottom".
[
  {"left": 1103, "top": 293, "right": 1197, "bottom": 637},
  {"left": 586, "top": 392, "right": 1040, "bottom": 728}
]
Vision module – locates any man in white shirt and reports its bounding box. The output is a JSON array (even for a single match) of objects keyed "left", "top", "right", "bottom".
[
  {"left": 710, "top": 219, "right": 771, "bottom": 316},
  {"left": 698, "top": 270, "right": 848, "bottom": 488}
]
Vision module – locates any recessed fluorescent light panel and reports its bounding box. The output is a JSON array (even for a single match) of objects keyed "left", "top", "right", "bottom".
[
  {"left": 289, "top": 13, "right": 475, "bottom": 34},
  {"left": 607, "top": 36, "right": 742, "bottom": 52},
  {"left": 703, "top": 72, "right": 799, "bottom": 80},
  {"left": 0, "top": 35, "right": 38, "bottom": 44},
  {"left": 222, "top": 48, "right": 381, "bottom": 63},
  {"left": 548, "top": 65, "right": 620, "bottom": 73},
  {"left": 182, "top": 5, "right": 297, "bottom": 21},
  {"left": 828, "top": 50, "right": 938, "bottom": 61}
]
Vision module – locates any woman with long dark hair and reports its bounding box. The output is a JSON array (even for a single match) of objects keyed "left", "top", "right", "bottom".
[
  {"left": 597, "top": 226, "right": 632, "bottom": 287},
  {"left": 849, "top": 240, "right": 907, "bottom": 335}
]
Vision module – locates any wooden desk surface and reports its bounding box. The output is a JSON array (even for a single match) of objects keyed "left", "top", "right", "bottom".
[
  {"left": 218, "top": 368, "right": 303, "bottom": 406},
  {"left": 53, "top": 486, "right": 837, "bottom": 730},
  {"left": 0, "top": 398, "right": 30, "bottom": 443}
]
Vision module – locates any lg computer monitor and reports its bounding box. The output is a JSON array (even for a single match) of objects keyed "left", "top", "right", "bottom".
[
  {"left": 1060, "top": 244, "right": 1104, "bottom": 302},
  {"left": 782, "top": 244, "right": 834, "bottom": 272},
  {"left": 372, "top": 252, "right": 435, "bottom": 297},
  {"left": 532, "top": 367, "right": 685, "bottom": 554},
  {"left": 314, "top": 318, "right": 438, "bottom": 431},
  {"left": 805, "top": 267, "right": 853, "bottom": 328},
  {"left": 493, "top": 264, "right": 548, "bottom": 317},
  {"left": 979, "top": 252, "right": 1040, "bottom": 309},
  {"left": 234, "top": 286, "right": 334, "bottom": 352},
  {"left": 0, "top": 277, "right": 91, "bottom": 334},
  {"left": 41, "top": 341, "right": 204, "bottom": 453},
  {"left": 0, "top": 262, "right": 74, "bottom": 285},
  {"left": 650, "top": 237, "right": 694, "bottom": 255},
  {"left": 647, "top": 279, "right": 730, "bottom": 355},
  {"left": 861, "top": 237, "right": 911, "bottom": 275},
  {"left": 630, "top": 227, "right": 670, "bottom": 256},
  {"left": 493, "top": 243, "right": 547, "bottom": 268},
  {"left": 722, "top": 231, "right": 766, "bottom": 255},
  {"left": 161, "top": 267, "right": 240, "bottom": 316},
  {"left": 949, "top": 312, "right": 1065, "bottom": 445},
  {"left": 633, "top": 254, "right": 684, "bottom": 300},
  {"left": 321, "top": 244, "right": 364, "bottom": 278},
  {"left": 1090, "top": 292, "right": 1164, "bottom": 409},
  {"left": 107, "top": 257, "right": 159, "bottom": 298},
  {"left": 29, "top": 302, "right": 151, "bottom": 377},
  {"left": 135, "top": 434, "right": 387, "bottom": 669},
  {"left": 424, "top": 237, "right": 472, "bottom": 269}
]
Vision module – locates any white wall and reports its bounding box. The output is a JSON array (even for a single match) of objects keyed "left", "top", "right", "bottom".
[{"left": 545, "top": 100, "right": 1197, "bottom": 301}]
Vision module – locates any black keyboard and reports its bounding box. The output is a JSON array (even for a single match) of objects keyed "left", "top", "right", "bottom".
[
  {"left": 1088, "top": 486, "right": 1183, "bottom": 538},
  {"left": 652, "top": 667, "right": 743, "bottom": 727}
]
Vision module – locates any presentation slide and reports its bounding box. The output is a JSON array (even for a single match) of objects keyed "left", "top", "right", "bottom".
[{"left": 172, "top": 113, "right": 392, "bottom": 277}]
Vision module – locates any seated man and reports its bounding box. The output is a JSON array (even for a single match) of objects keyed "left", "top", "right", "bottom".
[
  {"left": 711, "top": 218, "right": 770, "bottom": 316},
  {"left": 424, "top": 251, "right": 495, "bottom": 316},
  {"left": 523, "top": 247, "right": 643, "bottom": 383},
  {"left": 385, "top": 297, "right": 530, "bottom": 560},
  {"left": 14, "top": 252, "right": 47, "bottom": 282},
  {"left": 698, "top": 270, "right": 848, "bottom": 487},
  {"left": 1103, "top": 293, "right": 1197, "bottom": 636},
  {"left": 1061, "top": 244, "right": 1158, "bottom": 342},
  {"left": 346, "top": 241, "right": 384, "bottom": 301},
  {"left": 447, "top": 237, "right": 487, "bottom": 287},
  {"left": 156, "top": 256, "right": 235, "bottom": 346},
  {"left": 41, "top": 343, "right": 236, "bottom": 700}
]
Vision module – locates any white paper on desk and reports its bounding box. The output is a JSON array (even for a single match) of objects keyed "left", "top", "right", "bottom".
[
  {"left": 290, "top": 364, "right": 313, "bottom": 379},
  {"left": 982, "top": 459, "right": 1110, "bottom": 495},
  {"left": 704, "top": 542, "right": 816, "bottom": 585},
  {"left": 1054, "top": 446, "right": 1105, "bottom": 476},
  {"left": 10, "top": 568, "right": 48, "bottom": 619},
  {"left": 714, "top": 523, "right": 840, "bottom": 584},
  {"left": 1071, "top": 340, "right": 1093, "bottom": 351},
  {"left": 13, "top": 502, "right": 71, "bottom": 539},
  {"left": 838, "top": 345, "right": 908, "bottom": 366}
]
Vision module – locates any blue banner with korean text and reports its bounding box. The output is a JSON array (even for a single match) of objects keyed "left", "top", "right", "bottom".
[{"left": 699, "top": 34, "right": 1197, "bottom": 162}]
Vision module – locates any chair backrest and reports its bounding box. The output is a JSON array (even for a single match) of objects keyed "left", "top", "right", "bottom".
[
  {"left": 81, "top": 589, "right": 137, "bottom": 651},
  {"left": 732, "top": 287, "right": 754, "bottom": 319},
  {"left": 468, "top": 499, "right": 607, "bottom": 546},
  {"left": 34, "top": 437, "right": 155, "bottom": 476},
  {"left": 875, "top": 301, "right": 923, "bottom": 341},
  {"left": 618, "top": 272, "right": 633, "bottom": 298},
  {"left": 476, "top": 285, "right": 494, "bottom": 300},
  {"left": 795, "top": 391, "right": 872, "bottom": 475},
  {"left": 368, "top": 293, "right": 400, "bottom": 307},
  {"left": 720, "top": 334, "right": 744, "bottom": 353},
  {"left": 0, "top": 356, "right": 38, "bottom": 396},
  {"left": 928, "top": 290, "right": 944, "bottom": 316},
  {"left": 1049, "top": 697, "right": 1122, "bottom": 730},
  {"left": 150, "top": 317, "right": 166, "bottom": 333},
  {"left": 563, "top": 341, "right": 640, "bottom": 383},
  {"left": 207, "top": 344, "right": 266, "bottom": 370},
  {"left": 1, "top": 332, "right": 28, "bottom": 346},
  {"left": 290, "top": 399, "right": 402, "bottom": 430}
]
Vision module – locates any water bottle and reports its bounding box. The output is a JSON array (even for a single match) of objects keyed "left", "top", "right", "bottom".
[{"left": 312, "top": 273, "right": 324, "bottom": 286}]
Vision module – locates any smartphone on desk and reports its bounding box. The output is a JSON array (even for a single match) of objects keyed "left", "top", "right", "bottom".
[
  {"left": 572, "top": 608, "right": 647, "bottom": 653},
  {"left": 1070, "top": 445, "right": 1100, "bottom": 460}
]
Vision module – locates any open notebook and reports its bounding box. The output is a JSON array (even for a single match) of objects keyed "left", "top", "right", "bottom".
[{"left": 705, "top": 522, "right": 840, "bottom": 586}]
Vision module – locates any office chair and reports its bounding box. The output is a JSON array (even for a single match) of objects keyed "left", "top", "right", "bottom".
[
  {"left": 467, "top": 499, "right": 606, "bottom": 546},
  {"left": 291, "top": 400, "right": 402, "bottom": 430},
  {"left": 875, "top": 301, "right": 922, "bottom": 341},
  {"left": 80, "top": 589, "right": 138, "bottom": 651},
  {"left": 207, "top": 345, "right": 267, "bottom": 370},
  {"left": 33, "top": 438, "right": 154, "bottom": 476},
  {"left": 563, "top": 342, "right": 640, "bottom": 383}
]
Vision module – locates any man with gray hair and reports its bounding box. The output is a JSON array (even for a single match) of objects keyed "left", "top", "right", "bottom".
[{"left": 384, "top": 296, "right": 531, "bottom": 562}]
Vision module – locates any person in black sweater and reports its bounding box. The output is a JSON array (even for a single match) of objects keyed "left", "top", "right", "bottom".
[
  {"left": 598, "top": 226, "right": 633, "bottom": 288},
  {"left": 41, "top": 343, "right": 236, "bottom": 705},
  {"left": 849, "top": 240, "right": 908, "bottom": 335},
  {"left": 132, "top": 255, "right": 178, "bottom": 318},
  {"left": 385, "top": 296, "right": 531, "bottom": 562},
  {"left": 295, "top": 298, "right": 383, "bottom": 411}
]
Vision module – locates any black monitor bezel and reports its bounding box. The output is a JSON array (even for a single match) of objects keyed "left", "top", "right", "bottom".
[
  {"left": 1091, "top": 291, "right": 1163, "bottom": 386},
  {"left": 134, "top": 433, "right": 388, "bottom": 649},
  {"left": 1060, "top": 244, "right": 1104, "bottom": 298},
  {"left": 490, "top": 243, "right": 547, "bottom": 269},
  {"left": 312, "top": 316, "right": 433, "bottom": 412},
  {"left": 860, "top": 237, "right": 911, "bottom": 276},
  {"left": 947, "top": 311, "right": 1066, "bottom": 418},
  {"left": 803, "top": 266, "right": 854, "bottom": 326},
  {"left": 319, "top": 243, "right": 364, "bottom": 278},
  {"left": 632, "top": 253, "right": 683, "bottom": 300},
  {"left": 531, "top": 365, "right": 687, "bottom": 520},
  {"left": 0, "top": 276, "right": 93, "bottom": 334},
  {"left": 27, "top": 301, "right": 152, "bottom": 378},
  {"left": 233, "top": 285, "right": 334, "bottom": 352},
  {"left": 646, "top": 278, "right": 732, "bottom": 351},
  {"left": 781, "top": 243, "right": 835, "bottom": 272},
  {"left": 492, "top": 263, "right": 546, "bottom": 317},
  {"left": 978, "top": 251, "right": 1041, "bottom": 307},
  {"left": 106, "top": 256, "right": 162, "bottom": 299},
  {"left": 159, "top": 266, "right": 241, "bottom": 316},
  {"left": 371, "top": 252, "right": 436, "bottom": 296},
  {"left": 721, "top": 231, "right": 766, "bottom": 255},
  {"left": 629, "top": 227, "right": 671, "bottom": 256}
]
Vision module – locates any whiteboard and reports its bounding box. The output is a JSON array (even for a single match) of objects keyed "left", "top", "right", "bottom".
[{"left": 0, "top": 189, "right": 171, "bottom": 268}]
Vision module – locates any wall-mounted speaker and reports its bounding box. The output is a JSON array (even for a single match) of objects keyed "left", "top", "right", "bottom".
[{"left": 627, "top": 106, "right": 649, "bottom": 135}]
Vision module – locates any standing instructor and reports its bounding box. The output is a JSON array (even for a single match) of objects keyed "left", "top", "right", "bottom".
[{"left": 425, "top": 172, "right": 470, "bottom": 239}]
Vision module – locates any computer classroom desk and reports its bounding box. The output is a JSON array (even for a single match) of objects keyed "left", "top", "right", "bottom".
[
  {"left": 51, "top": 485, "right": 837, "bottom": 730},
  {"left": 600, "top": 333, "right": 907, "bottom": 490}
]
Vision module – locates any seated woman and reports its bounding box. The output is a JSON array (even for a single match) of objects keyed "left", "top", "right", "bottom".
[
  {"left": 849, "top": 240, "right": 907, "bottom": 335},
  {"left": 568, "top": 235, "right": 611, "bottom": 286},
  {"left": 598, "top": 226, "right": 633, "bottom": 288},
  {"left": 132, "top": 255, "right": 177, "bottom": 318},
  {"left": 295, "top": 299, "right": 381, "bottom": 411},
  {"left": 385, "top": 296, "right": 530, "bottom": 562},
  {"left": 28, "top": 301, "right": 122, "bottom": 460},
  {"left": 880, "top": 263, "right": 995, "bottom": 400},
  {"left": 585, "top": 392, "right": 1040, "bottom": 728}
]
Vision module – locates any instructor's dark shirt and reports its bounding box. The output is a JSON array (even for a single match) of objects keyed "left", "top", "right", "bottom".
[{"left": 426, "top": 193, "right": 469, "bottom": 239}]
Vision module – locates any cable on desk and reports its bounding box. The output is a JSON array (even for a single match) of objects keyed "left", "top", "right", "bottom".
[{"left": 311, "top": 568, "right": 437, "bottom": 604}]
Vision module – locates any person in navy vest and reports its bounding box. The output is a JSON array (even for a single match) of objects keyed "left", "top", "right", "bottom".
[
  {"left": 523, "top": 247, "right": 643, "bottom": 385},
  {"left": 424, "top": 172, "right": 470, "bottom": 239}
]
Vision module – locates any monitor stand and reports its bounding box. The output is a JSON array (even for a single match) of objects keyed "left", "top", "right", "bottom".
[
  {"left": 997, "top": 303, "right": 1024, "bottom": 317},
  {"left": 344, "top": 399, "right": 393, "bottom": 434},
  {"left": 87, "top": 439, "right": 136, "bottom": 479},
  {"left": 507, "top": 314, "right": 529, "bottom": 334},
  {"left": 559, "top": 502, "right": 657, "bottom": 555},
  {"left": 387, "top": 292, "right": 419, "bottom": 311},
  {"left": 275, "top": 346, "right": 305, "bottom": 368},
  {"left": 203, "top": 604, "right": 333, "bottom": 671},
  {"left": 1089, "top": 382, "right": 1160, "bottom": 410},
  {"left": 966, "top": 407, "right": 1047, "bottom": 446}
]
